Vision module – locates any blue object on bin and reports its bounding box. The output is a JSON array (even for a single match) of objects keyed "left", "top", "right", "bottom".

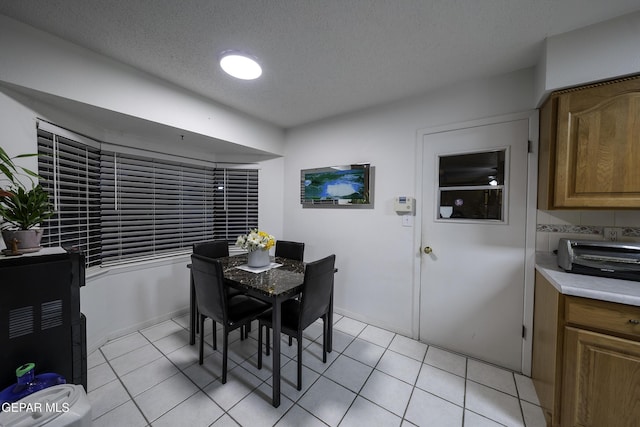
[{"left": 0, "top": 363, "right": 66, "bottom": 408}]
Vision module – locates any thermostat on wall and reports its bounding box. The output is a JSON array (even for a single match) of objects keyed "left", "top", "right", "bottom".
[{"left": 394, "top": 196, "right": 414, "bottom": 214}]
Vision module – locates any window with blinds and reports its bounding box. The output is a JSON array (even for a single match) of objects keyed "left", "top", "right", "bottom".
[
  {"left": 100, "top": 151, "right": 219, "bottom": 264},
  {"left": 37, "top": 128, "right": 102, "bottom": 267},
  {"left": 37, "top": 124, "right": 258, "bottom": 267},
  {"left": 212, "top": 169, "right": 259, "bottom": 242}
]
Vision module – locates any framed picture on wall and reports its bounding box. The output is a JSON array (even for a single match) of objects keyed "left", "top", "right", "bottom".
[{"left": 300, "top": 163, "right": 374, "bottom": 208}]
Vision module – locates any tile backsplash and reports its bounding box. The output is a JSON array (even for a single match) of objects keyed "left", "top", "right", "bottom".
[{"left": 536, "top": 210, "right": 640, "bottom": 252}]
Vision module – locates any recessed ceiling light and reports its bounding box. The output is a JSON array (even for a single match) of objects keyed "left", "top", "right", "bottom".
[{"left": 219, "top": 51, "right": 262, "bottom": 80}]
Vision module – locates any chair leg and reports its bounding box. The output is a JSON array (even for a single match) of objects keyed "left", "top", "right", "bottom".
[
  {"left": 266, "top": 327, "right": 271, "bottom": 356},
  {"left": 212, "top": 321, "right": 217, "bottom": 351},
  {"left": 199, "top": 315, "right": 205, "bottom": 365},
  {"left": 289, "top": 336, "right": 293, "bottom": 346},
  {"left": 222, "top": 328, "right": 229, "bottom": 384},
  {"left": 246, "top": 321, "right": 252, "bottom": 338},
  {"left": 257, "top": 323, "right": 263, "bottom": 369},
  {"left": 297, "top": 332, "right": 303, "bottom": 390},
  {"left": 322, "top": 315, "right": 327, "bottom": 363}
]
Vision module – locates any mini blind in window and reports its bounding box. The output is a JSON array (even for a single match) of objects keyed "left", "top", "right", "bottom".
[
  {"left": 100, "top": 152, "right": 253, "bottom": 264},
  {"left": 37, "top": 127, "right": 102, "bottom": 267},
  {"left": 212, "top": 168, "right": 259, "bottom": 241},
  {"left": 36, "top": 123, "right": 259, "bottom": 267}
]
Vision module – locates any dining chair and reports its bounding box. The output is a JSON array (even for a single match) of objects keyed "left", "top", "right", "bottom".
[
  {"left": 193, "top": 240, "right": 229, "bottom": 258},
  {"left": 191, "top": 254, "right": 270, "bottom": 383},
  {"left": 275, "top": 240, "right": 305, "bottom": 261},
  {"left": 193, "top": 240, "right": 240, "bottom": 298},
  {"left": 191, "top": 240, "right": 244, "bottom": 336},
  {"left": 257, "top": 254, "right": 336, "bottom": 390},
  {"left": 274, "top": 240, "right": 305, "bottom": 346}
]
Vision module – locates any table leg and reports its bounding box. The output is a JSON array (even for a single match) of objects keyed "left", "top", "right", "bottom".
[
  {"left": 271, "top": 298, "right": 282, "bottom": 408},
  {"left": 327, "top": 286, "right": 334, "bottom": 352},
  {"left": 189, "top": 272, "right": 196, "bottom": 345}
]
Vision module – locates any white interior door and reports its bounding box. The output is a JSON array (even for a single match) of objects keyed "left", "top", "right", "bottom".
[{"left": 419, "top": 118, "right": 529, "bottom": 371}]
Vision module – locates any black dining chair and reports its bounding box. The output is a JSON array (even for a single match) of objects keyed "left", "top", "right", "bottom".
[
  {"left": 193, "top": 240, "right": 229, "bottom": 259},
  {"left": 275, "top": 240, "right": 305, "bottom": 261},
  {"left": 191, "top": 240, "right": 245, "bottom": 336},
  {"left": 257, "top": 254, "right": 336, "bottom": 390},
  {"left": 274, "top": 240, "right": 306, "bottom": 346},
  {"left": 193, "top": 240, "right": 240, "bottom": 299},
  {"left": 191, "top": 254, "right": 270, "bottom": 383}
]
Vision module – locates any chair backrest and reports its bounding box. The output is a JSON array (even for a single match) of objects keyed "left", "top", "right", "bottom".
[
  {"left": 191, "top": 254, "right": 227, "bottom": 323},
  {"left": 299, "top": 254, "right": 336, "bottom": 330},
  {"left": 193, "top": 240, "right": 229, "bottom": 259},
  {"left": 275, "top": 240, "right": 305, "bottom": 261}
]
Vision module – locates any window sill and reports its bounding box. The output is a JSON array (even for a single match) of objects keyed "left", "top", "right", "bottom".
[{"left": 85, "top": 252, "right": 192, "bottom": 282}]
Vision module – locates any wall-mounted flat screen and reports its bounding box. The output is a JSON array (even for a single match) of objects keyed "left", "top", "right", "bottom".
[{"left": 300, "top": 164, "right": 372, "bottom": 207}]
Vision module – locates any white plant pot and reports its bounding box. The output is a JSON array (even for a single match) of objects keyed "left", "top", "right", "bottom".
[
  {"left": 1, "top": 229, "right": 43, "bottom": 254},
  {"left": 247, "top": 249, "right": 270, "bottom": 267}
]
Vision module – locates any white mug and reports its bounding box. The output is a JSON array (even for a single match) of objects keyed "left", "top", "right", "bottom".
[{"left": 440, "top": 206, "right": 453, "bottom": 218}]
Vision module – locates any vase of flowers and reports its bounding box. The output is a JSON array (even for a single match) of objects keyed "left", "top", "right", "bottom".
[{"left": 236, "top": 228, "right": 275, "bottom": 267}]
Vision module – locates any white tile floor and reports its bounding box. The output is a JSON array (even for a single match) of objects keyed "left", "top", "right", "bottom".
[{"left": 87, "top": 313, "right": 546, "bottom": 427}]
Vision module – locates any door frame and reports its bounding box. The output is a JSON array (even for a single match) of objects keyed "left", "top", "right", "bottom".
[{"left": 412, "top": 110, "right": 539, "bottom": 374}]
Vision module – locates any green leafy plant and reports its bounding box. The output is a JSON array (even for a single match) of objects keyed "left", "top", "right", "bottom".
[
  {"left": 0, "top": 185, "right": 54, "bottom": 230},
  {"left": 0, "top": 146, "right": 38, "bottom": 193},
  {"left": 0, "top": 146, "right": 50, "bottom": 232}
]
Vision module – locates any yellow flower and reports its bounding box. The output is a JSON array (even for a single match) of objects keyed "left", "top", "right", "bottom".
[{"left": 237, "top": 228, "right": 275, "bottom": 251}]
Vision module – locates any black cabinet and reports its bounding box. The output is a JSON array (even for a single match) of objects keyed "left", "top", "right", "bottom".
[{"left": 0, "top": 249, "right": 87, "bottom": 391}]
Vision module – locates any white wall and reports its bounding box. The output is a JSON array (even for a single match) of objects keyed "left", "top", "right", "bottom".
[
  {"left": 534, "top": 11, "right": 640, "bottom": 105},
  {"left": 4, "top": 9, "right": 639, "bottom": 352},
  {"left": 284, "top": 68, "right": 535, "bottom": 336},
  {"left": 0, "top": 17, "right": 286, "bottom": 351},
  {"left": 1, "top": 88, "right": 285, "bottom": 352},
  {"left": 0, "top": 15, "right": 284, "bottom": 156}
]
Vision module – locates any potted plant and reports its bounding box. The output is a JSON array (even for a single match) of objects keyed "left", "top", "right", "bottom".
[
  {"left": 236, "top": 228, "right": 275, "bottom": 267},
  {"left": 0, "top": 146, "right": 51, "bottom": 254},
  {"left": 0, "top": 146, "right": 38, "bottom": 195}
]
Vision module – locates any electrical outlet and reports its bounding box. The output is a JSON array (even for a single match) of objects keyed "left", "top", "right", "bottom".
[{"left": 604, "top": 227, "right": 618, "bottom": 241}]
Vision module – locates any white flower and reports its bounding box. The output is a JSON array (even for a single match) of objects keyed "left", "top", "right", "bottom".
[{"left": 236, "top": 228, "right": 276, "bottom": 252}]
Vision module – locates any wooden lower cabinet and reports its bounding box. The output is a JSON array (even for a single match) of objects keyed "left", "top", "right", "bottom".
[
  {"left": 532, "top": 271, "right": 564, "bottom": 425},
  {"left": 532, "top": 273, "right": 640, "bottom": 426},
  {"left": 562, "top": 327, "right": 640, "bottom": 427}
]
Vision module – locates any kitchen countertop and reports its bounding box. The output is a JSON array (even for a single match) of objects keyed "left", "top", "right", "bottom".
[{"left": 536, "top": 252, "right": 640, "bottom": 307}]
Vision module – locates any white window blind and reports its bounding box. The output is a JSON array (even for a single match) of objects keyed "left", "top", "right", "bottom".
[
  {"left": 37, "top": 128, "right": 102, "bottom": 267},
  {"left": 100, "top": 152, "right": 259, "bottom": 265},
  {"left": 212, "top": 168, "right": 259, "bottom": 241},
  {"left": 37, "top": 124, "right": 258, "bottom": 267}
]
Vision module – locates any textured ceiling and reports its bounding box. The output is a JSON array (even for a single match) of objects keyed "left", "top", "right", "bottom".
[{"left": 1, "top": 0, "right": 640, "bottom": 129}]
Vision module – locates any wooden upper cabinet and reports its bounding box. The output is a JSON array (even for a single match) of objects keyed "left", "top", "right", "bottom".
[{"left": 539, "top": 75, "right": 640, "bottom": 209}]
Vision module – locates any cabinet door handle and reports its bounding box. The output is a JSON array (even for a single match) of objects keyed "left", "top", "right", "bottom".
[{"left": 629, "top": 319, "right": 640, "bottom": 325}]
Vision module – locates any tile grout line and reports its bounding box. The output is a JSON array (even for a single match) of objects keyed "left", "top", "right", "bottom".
[
  {"left": 94, "top": 338, "right": 152, "bottom": 426},
  {"left": 93, "top": 315, "right": 546, "bottom": 427},
  {"left": 398, "top": 344, "right": 428, "bottom": 425},
  {"left": 189, "top": 319, "right": 273, "bottom": 426}
]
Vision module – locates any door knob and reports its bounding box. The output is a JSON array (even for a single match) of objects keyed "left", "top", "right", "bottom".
[{"left": 423, "top": 246, "right": 433, "bottom": 254}]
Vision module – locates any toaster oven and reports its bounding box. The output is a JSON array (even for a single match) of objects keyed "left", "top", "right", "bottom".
[{"left": 557, "top": 238, "right": 640, "bottom": 282}]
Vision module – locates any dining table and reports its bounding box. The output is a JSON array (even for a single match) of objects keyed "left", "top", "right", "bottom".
[{"left": 187, "top": 253, "right": 334, "bottom": 407}]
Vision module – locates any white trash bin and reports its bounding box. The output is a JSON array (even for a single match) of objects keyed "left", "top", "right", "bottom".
[{"left": 0, "top": 384, "right": 91, "bottom": 427}]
